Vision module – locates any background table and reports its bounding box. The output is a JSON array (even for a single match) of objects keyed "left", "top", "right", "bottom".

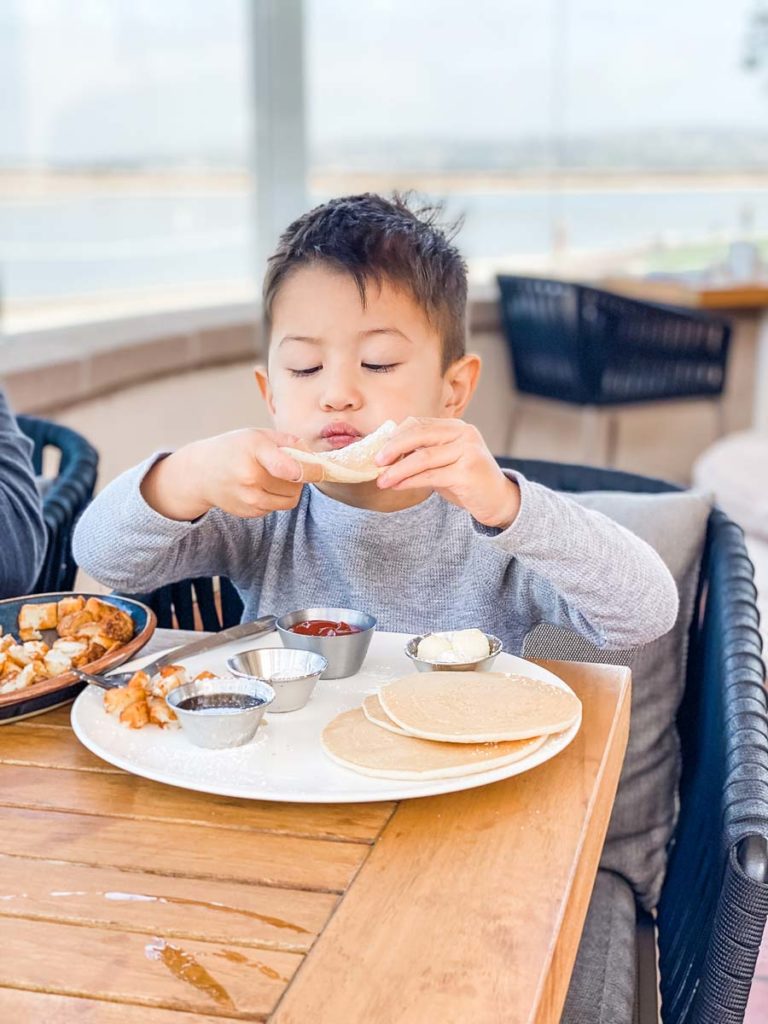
[{"left": 0, "top": 631, "right": 630, "bottom": 1023}]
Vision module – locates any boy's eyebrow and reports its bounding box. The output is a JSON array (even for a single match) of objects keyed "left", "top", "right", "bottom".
[
  {"left": 278, "top": 334, "right": 321, "bottom": 346},
  {"left": 279, "top": 328, "right": 412, "bottom": 347},
  {"left": 359, "top": 328, "right": 412, "bottom": 342}
]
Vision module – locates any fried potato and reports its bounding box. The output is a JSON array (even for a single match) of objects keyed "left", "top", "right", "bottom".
[
  {"left": 58, "top": 595, "right": 85, "bottom": 619},
  {"left": 7, "top": 645, "right": 34, "bottom": 668},
  {"left": 0, "top": 673, "right": 26, "bottom": 694},
  {"left": 57, "top": 610, "right": 95, "bottom": 637},
  {"left": 51, "top": 638, "right": 88, "bottom": 659},
  {"left": 19, "top": 628, "right": 43, "bottom": 643},
  {"left": 21, "top": 640, "right": 49, "bottom": 659},
  {"left": 147, "top": 695, "right": 176, "bottom": 727},
  {"left": 149, "top": 665, "right": 187, "bottom": 697},
  {"left": 44, "top": 648, "right": 74, "bottom": 678},
  {"left": 19, "top": 602, "right": 57, "bottom": 632},
  {"left": 120, "top": 699, "right": 150, "bottom": 729}
]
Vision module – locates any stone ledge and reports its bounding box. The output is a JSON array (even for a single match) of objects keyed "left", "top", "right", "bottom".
[
  {"left": 1, "top": 303, "right": 262, "bottom": 414},
  {"left": 0, "top": 292, "right": 500, "bottom": 415}
]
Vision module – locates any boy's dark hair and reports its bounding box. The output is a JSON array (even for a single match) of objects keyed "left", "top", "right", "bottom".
[{"left": 263, "top": 193, "right": 467, "bottom": 369}]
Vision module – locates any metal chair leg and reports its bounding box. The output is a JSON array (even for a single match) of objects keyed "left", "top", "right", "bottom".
[
  {"left": 714, "top": 397, "right": 727, "bottom": 439},
  {"left": 605, "top": 412, "right": 619, "bottom": 468},
  {"left": 505, "top": 398, "right": 523, "bottom": 456},
  {"left": 634, "top": 908, "right": 660, "bottom": 1024}
]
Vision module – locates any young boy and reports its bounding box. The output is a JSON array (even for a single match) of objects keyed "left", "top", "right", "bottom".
[{"left": 74, "top": 193, "right": 678, "bottom": 653}]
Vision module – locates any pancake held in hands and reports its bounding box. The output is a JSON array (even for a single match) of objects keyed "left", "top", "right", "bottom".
[
  {"left": 378, "top": 671, "right": 581, "bottom": 743},
  {"left": 322, "top": 707, "right": 547, "bottom": 780},
  {"left": 281, "top": 420, "right": 397, "bottom": 483}
]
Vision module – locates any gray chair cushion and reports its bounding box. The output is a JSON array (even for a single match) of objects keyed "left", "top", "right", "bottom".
[
  {"left": 524, "top": 490, "right": 711, "bottom": 910},
  {"left": 562, "top": 869, "right": 637, "bottom": 1024}
]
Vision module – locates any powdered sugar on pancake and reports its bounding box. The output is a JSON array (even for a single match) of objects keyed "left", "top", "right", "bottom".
[{"left": 281, "top": 420, "right": 397, "bottom": 483}]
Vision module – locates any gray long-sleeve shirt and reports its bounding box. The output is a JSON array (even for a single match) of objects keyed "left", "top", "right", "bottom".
[
  {"left": 73, "top": 454, "right": 679, "bottom": 653},
  {"left": 0, "top": 390, "right": 46, "bottom": 598}
]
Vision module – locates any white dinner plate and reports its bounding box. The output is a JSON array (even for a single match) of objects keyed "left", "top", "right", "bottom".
[{"left": 71, "top": 630, "right": 581, "bottom": 803}]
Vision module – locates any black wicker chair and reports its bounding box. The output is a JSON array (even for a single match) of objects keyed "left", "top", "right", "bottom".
[
  {"left": 498, "top": 457, "right": 768, "bottom": 1024},
  {"left": 124, "top": 576, "right": 244, "bottom": 631},
  {"left": 496, "top": 276, "right": 732, "bottom": 465},
  {"left": 122, "top": 458, "right": 767, "bottom": 1022},
  {"left": 17, "top": 415, "right": 99, "bottom": 593}
]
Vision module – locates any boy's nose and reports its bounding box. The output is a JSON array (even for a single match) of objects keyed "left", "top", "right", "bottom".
[{"left": 319, "top": 378, "right": 363, "bottom": 412}]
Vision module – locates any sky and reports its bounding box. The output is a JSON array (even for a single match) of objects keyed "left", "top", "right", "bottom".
[{"left": 0, "top": 0, "right": 766, "bottom": 164}]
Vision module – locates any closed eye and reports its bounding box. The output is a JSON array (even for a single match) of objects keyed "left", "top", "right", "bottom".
[
  {"left": 363, "top": 363, "right": 399, "bottom": 373},
  {"left": 289, "top": 366, "right": 321, "bottom": 377}
]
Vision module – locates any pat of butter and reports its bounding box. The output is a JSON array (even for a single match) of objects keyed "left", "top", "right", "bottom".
[{"left": 417, "top": 628, "right": 490, "bottom": 664}]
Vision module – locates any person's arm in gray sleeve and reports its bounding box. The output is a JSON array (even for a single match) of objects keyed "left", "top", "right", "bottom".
[
  {"left": 485, "top": 471, "right": 679, "bottom": 649},
  {"left": 0, "top": 390, "right": 46, "bottom": 598},
  {"left": 73, "top": 453, "right": 262, "bottom": 593}
]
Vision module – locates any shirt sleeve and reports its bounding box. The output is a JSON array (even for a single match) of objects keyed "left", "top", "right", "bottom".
[
  {"left": 481, "top": 471, "right": 680, "bottom": 649},
  {"left": 0, "top": 391, "right": 46, "bottom": 598},
  {"left": 73, "top": 453, "right": 264, "bottom": 593}
]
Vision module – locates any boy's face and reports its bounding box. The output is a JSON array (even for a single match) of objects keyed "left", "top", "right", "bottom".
[{"left": 258, "top": 264, "right": 477, "bottom": 451}]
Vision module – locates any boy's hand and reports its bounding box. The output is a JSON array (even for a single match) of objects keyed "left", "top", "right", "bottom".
[
  {"left": 141, "top": 429, "right": 324, "bottom": 522},
  {"left": 375, "top": 417, "right": 521, "bottom": 529}
]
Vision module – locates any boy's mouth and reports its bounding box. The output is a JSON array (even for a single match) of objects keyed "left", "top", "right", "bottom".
[{"left": 320, "top": 422, "right": 364, "bottom": 449}]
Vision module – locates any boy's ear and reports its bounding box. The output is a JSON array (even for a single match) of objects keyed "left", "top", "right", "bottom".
[
  {"left": 254, "top": 365, "right": 276, "bottom": 415},
  {"left": 443, "top": 353, "right": 482, "bottom": 417}
]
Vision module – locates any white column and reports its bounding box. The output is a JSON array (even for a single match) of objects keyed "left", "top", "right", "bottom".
[
  {"left": 249, "top": 0, "right": 307, "bottom": 283},
  {"left": 754, "top": 310, "right": 768, "bottom": 434}
]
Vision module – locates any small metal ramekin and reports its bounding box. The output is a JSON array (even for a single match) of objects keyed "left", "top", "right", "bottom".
[
  {"left": 404, "top": 633, "right": 503, "bottom": 673},
  {"left": 276, "top": 607, "right": 376, "bottom": 679},
  {"left": 165, "top": 675, "right": 274, "bottom": 748},
  {"left": 226, "top": 648, "right": 327, "bottom": 712}
]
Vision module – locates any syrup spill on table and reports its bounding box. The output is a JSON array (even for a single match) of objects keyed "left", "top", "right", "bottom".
[{"left": 145, "top": 938, "right": 234, "bottom": 1008}]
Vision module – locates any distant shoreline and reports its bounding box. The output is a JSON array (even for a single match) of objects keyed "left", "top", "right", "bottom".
[{"left": 2, "top": 167, "right": 768, "bottom": 198}]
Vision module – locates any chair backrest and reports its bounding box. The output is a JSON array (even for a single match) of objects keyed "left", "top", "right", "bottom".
[
  {"left": 17, "top": 416, "right": 99, "bottom": 592},
  {"left": 123, "top": 577, "right": 244, "bottom": 631},
  {"left": 499, "top": 456, "right": 768, "bottom": 1024},
  {"left": 496, "top": 276, "right": 731, "bottom": 408}
]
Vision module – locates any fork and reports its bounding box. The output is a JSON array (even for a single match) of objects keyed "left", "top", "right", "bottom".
[{"left": 73, "top": 614, "right": 277, "bottom": 690}]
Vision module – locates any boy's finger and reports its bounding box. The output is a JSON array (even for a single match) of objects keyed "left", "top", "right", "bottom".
[
  {"left": 296, "top": 461, "right": 325, "bottom": 484},
  {"left": 375, "top": 420, "right": 461, "bottom": 466},
  {"left": 377, "top": 440, "right": 463, "bottom": 488},
  {"left": 258, "top": 446, "right": 305, "bottom": 483}
]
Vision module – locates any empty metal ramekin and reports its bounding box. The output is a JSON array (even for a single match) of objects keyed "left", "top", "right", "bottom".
[{"left": 226, "top": 648, "right": 327, "bottom": 712}]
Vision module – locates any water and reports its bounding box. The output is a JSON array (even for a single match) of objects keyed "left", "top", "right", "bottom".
[{"left": 2, "top": 185, "right": 767, "bottom": 305}]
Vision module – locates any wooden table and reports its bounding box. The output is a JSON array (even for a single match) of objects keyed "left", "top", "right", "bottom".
[
  {"left": 0, "top": 630, "right": 630, "bottom": 1023},
  {"left": 603, "top": 276, "right": 768, "bottom": 433}
]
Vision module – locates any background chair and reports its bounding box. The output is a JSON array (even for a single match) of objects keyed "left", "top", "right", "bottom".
[
  {"left": 496, "top": 276, "right": 732, "bottom": 465},
  {"left": 123, "top": 576, "right": 244, "bottom": 631},
  {"left": 17, "top": 415, "right": 99, "bottom": 593},
  {"left": 498, "top": 456, "right": 768, "bottom": 1024}
]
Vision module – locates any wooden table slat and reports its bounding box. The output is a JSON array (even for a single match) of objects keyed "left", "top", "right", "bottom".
[
  {"left": 0, "top": 763, "right": 395, "bottom": 843},
  {"left": 0, "top": 916, "right": 300, "bottom": 1019},
  {"left": 0, "top": 725, "right": 126, "bottom": 773},
  {"left": 0, "top": 855, "right": 336, "bottom": 952},
  {"left": 0, "top": 806, "right": 367, "bottom": 893},
  {"left": 0, "top": 989, "right": 234, "bottom": 1024}
]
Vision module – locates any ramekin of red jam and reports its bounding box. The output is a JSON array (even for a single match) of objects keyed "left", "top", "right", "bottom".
[
  {"left": 289, "top": 619, "right": 363, "bottom": 637},
  {"left": 276, "top": 607, "right": 377, "bottom": 679}
]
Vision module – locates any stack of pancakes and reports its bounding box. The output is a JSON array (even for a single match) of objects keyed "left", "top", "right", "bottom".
[{"left": 322, "top": 672, "right": 582, "bottom": 780}]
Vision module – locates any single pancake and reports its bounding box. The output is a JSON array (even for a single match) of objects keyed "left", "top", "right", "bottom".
[
  {"left": 322, "top": 707, "right": 546, "bottom": 780},
  {"left": 378, "top": 671, "right": 581, "bottom": 743},
  {"left": 362, "top": 693, "right": 410, "bottom": 735}
]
